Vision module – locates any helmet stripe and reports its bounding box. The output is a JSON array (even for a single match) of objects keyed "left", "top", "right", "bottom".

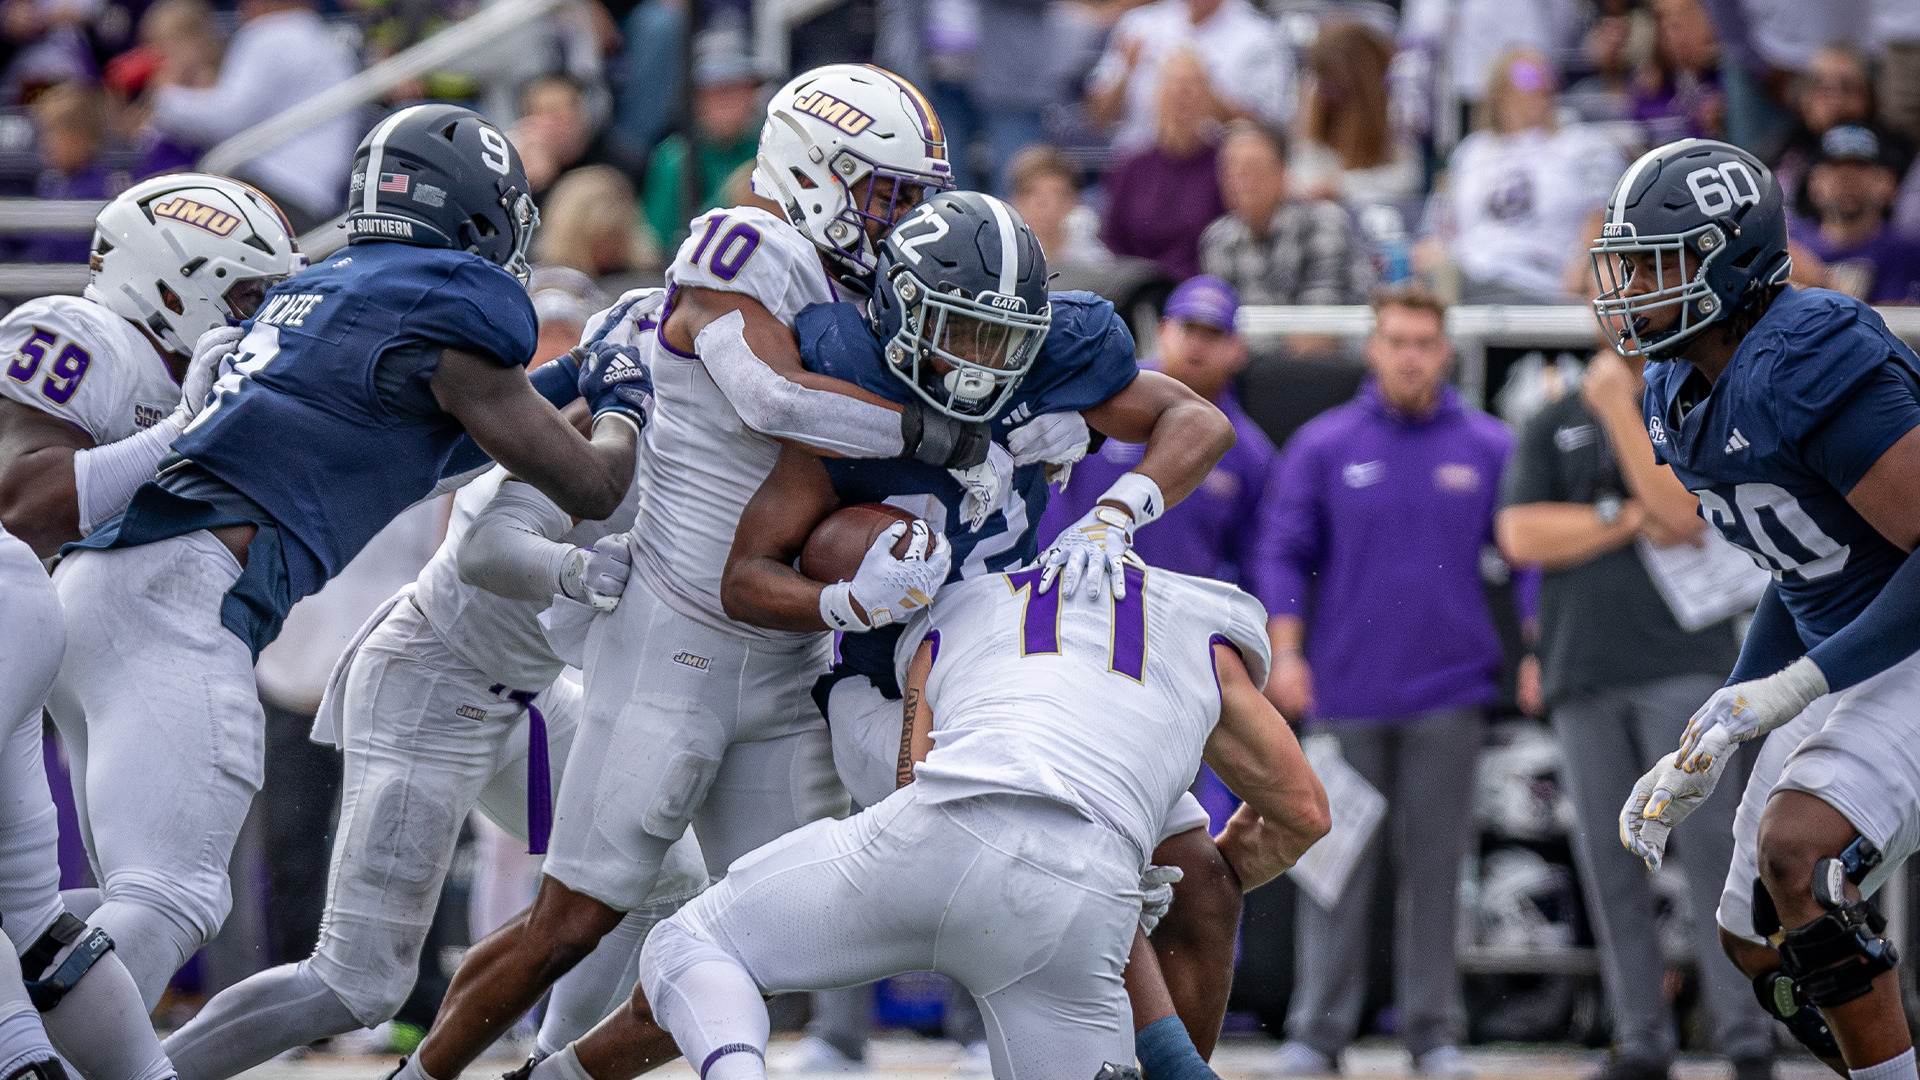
[
  {"left": 361, "top": 105, "right": 426, "bottom": 216},
  {"left": 863, "top": 65, "right": 944, "bottom": 153},
  {"left": 1609, "top": 137, "right": 1709, "bottom": 226},
  {"left": 984, "top": 195, "right": 1018, "bottom": 295}
]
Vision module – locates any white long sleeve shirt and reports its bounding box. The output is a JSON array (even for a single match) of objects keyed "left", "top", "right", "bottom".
[{"left": 152, "top": 8, "right": 359, "bottom": 219}]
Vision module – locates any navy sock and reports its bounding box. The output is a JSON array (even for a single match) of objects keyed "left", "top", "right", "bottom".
[{"left": 1134, "top": 1015, "right": 1217, "bottom": 1080}]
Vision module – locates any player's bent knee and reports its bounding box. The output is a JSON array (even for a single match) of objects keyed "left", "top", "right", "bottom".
[
  {"left": 1151, "top": 830, "right": 1241, "bottom": 947},
  {"left": 1753, "top": 839, "right": 1899, "bottom": 1011}
]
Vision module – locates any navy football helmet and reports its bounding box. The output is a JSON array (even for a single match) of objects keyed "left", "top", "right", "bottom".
[
  {"left": 870, "top": 191, "right": 1051, "bottom": 421},
  {"left": 345, "top": 104, "right": 540, "bottom": 283},
  {"left": 1591, "top": 139, "right": 1791, "bottom": 358}
]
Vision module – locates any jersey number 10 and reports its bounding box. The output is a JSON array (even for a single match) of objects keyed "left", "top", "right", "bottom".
[{"left": 1005, "top": 564, "right": 1148, "bottom": 681}]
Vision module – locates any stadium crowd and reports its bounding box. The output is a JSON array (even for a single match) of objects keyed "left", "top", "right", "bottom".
[{"left": 8, "top": 0, "right": 1920, "bottom": 1074}]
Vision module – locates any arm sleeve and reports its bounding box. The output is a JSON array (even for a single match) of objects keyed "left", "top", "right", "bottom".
[
  {"left": 693, "top": 311, "right": 909, "bottom": 457},
  {"left": 1246, "top": 435, "right": 1324, "bottom": 619},
  {"left": 1807, "top": 549, "right": 1920, "bottom": 691},
  {"left": 71, "top": 415, "right": 185, "bottom": 535},
  {"left": 1728, "top": 583, "right": 1810, "bottom": 683},
  {"left": 457, "top": 479, "right": 578, "bottom": 601}
]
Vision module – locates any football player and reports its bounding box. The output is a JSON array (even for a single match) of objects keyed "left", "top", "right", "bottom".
[
  {"left": 526, "top": 193, "right": 1244, "bottom": 1080},
  {"left": 636, "top": 558, "right": 1328, "bottom": 1080},
  {"left": 0, "top": 174, "right": 302, "bottom": 1080},
  {"left": 402, "top": 66, "right": 1080, "bottom": 1080},
  {"left": 159, "top": 291, "right": 706, "bottom": 1080},
  {"left": 45, "top": 104, "right": 645, "bottom": 1016},
  {"left": 1607, "top": 140, "right": 1920, "bottom": 1080}
]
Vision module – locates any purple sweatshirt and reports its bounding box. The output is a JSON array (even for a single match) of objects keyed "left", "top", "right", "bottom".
[
  {"left": 1251, "top": 379, "right": 1514, "bottom": 721},
  {"left": 1040, "top": 382, "right": 1278, "bottom": 585}
]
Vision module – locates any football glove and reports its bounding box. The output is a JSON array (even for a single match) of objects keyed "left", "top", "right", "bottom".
[
  {"left": 177, "top": 325, "right": 244, "bottom": 423},
  {"left": 1041, "top": 504, "right": 1136, "bottom": 600},
  {"left": 820, "top": 520, "right": 951, "bottom": 631},
  {"left": 559, "top": 536, "right": 632, "bottom": 613},
  {"left": 573, "top": 341, "right": 653, "bottom": 431},
  {"left": 1138, "top": 864, "right": 1184, "bottom": 935},
  {"left": 1009, "top": 410, "right": 1091, "bottom": 490},
  {"left": 949, "top": 443, "right": 1015, "bottom": 533}
]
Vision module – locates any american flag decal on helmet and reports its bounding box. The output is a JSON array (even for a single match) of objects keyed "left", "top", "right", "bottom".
[{"left": 378, "top": 173, "right": 410, "bottom": 194}]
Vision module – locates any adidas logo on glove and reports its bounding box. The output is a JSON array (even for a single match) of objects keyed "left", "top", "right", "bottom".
[{"left": 602, "top": 351, "right": 646, "bottom": 384}]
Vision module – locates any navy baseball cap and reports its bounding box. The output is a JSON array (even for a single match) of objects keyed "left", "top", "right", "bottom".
[
  {"left": 1165, "top": 275, "right": 1240, "bottom": 332},
  {"left": 1818, "top": 125, "right": 1895, "bottom": 168}
]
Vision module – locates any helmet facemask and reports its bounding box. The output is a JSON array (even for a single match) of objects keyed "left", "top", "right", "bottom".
[
  {"left": 821, "top": 148, "right": 952, "bottom": 278},
  {"left": 1591, "top": 221, "right": 1730, "bottom": 358},
  {"left": 501, "top": 188, "right": 540, "bottom": 286},
  {"left": 883, "top": 264, "right": 1050, "bottom": 421}
]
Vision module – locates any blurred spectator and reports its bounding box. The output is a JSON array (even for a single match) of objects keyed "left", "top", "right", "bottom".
[
  {"left": 527, "top": 264, "right": 609, "bottom": 365},
  {"left": 512, "top": 74, "right": 597, "bottom": 200},
  {"left": 607, "top": 0, "right": 686, "bottom": 159},
  {"left": 1563, "top": 5, "right": 1647, "bottom": 123},
  {"left": 1099, "top": 50, "right": 1223, "bottom": 281},
  {"left": 1696, "top": 0, "right": 1873, "bottom": 152},
  {"left": 1498, "top": 348, "right": 1770, "bottom": 1080},
  {"left": 1256, "top": 286, "right": 1511, "bottom": 1080},
  {"left": 1880, "top": 0, "right": 1920, "bottom": 145},
  {"left": 109, "top": 0, "right": 219, "bottom": 177},
  {"left": 1, "top": 0, "right": 103, "bottom": 102},
  {"left": 1290, "top": 21, "right": 1420, "bottom": 208},
  {"left": 1763, "top": 44, "right": 1913, "bottom": 218},
  {"left": 1398, "top": 0, "right": 1585, "bottom": 137},
  {"left": 1005, "top": 143, "right": 1109, "bottom": 266},
  {"left": 1789, "top": 125, "right": 1920, "bottom": 303},
  {"left": 875, "top": 0, "right": 1053, "bottom": 193},
  {"left": 534, "top": 163, "right": 656, "bottom": 283},
  {"left": 1628, "top": 0, "right": 1725, "bottom": 145},
  {"left": 639, "top": 28, "right": 760, "bottom": 251},
  {"left": 18, "top": 83, "right": 125, "bottom": 262},
  {"left": 1418, "top": 49, "right": 1625, "bottom": 304},
  {"left": 1042, "top": 275, "right": 1275, "bottom": 581},
  {"left": 1084, "top": 0, "right": 1289, "bottom": 154},
  {"left": 147, "top": 0, "right": 357, "bottom": 232},
  {"left": 1200, "top": 120, "right": 1373, "bottom": 309}
]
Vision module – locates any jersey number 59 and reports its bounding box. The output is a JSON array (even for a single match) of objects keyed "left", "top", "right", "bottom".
[{"left": 7, "top": 327, "right": 91, "bottom": 406}]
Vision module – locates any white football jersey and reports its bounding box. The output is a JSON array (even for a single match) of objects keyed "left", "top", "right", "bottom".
[
  {"left": 627, "top": 205, "right": 841, "bottom": 638},
  {"left": 0, "top": 296, "right": 179, "bottom": 444},
  {"left": 896, "top": 563, "right": 1271, "bottom": 861},
  {"left": 1442, "top": 124, "right": 1626, "bottom": 298}
]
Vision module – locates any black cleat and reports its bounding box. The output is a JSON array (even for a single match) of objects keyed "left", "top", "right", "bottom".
[
  {"left": 502, "top": 1054, "right": 548, "bottom": 1080},
  {"left": 1095, "top": 1066, "right": 1143, "bottom": 1080},
  {"left": 5, "top": 1058, "right": 71, "bottom": 1080}
]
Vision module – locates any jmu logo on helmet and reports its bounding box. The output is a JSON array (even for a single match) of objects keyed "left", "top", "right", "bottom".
[
  {"left": 152, "top": 197, "right": 241, "bottom": 238},
  {"left": 793, "top": 91, "right": 875, "bottom": 136}
]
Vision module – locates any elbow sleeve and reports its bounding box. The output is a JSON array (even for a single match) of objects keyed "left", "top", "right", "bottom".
[
  {"left": 693, "top": 311, "right": 906, "bottom": 457},
  {"left": 457, "top": 481, "right": 577, "bottom": 602}
]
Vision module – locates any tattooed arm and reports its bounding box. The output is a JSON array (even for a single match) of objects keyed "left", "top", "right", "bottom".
[{"left": 897, "top": 638, "right": 936, "bottom": 788}]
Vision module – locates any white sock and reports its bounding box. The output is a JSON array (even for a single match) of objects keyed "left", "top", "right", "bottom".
[
  {"left": 650, "top": 959, "right": 767, "bottom": 1080},
  {"left": 395, "top": 1054, "right": 444, "bottom": 1080},
  {"left": 162, "top": 960, "right": 360, "bottom": 1080},
  {"left": 537, "top": 909, "right": 655, "bottom": 1056},
  {"left": 41, "top": 949, "right": 175, "bottom": 1080},
  {"left": 87, "top": 900, "right": 202, "bottom": 1011},
  {"left": 530, "top": 1044, "right": 595, "bottom": 1080},
  {"left": 1850, "top": 1047, "right": 1918, "bottom": 1080}
]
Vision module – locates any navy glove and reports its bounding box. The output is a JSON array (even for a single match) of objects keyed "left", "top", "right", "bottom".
[{"left": 573, "top": 341, "right": 653, "bottom": 430}]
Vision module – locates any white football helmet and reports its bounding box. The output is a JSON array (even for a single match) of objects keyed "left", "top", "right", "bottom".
[
  {"left": 86, "top": 174, "right": 305, "bottom": 356},
  {"left": 753, "top": 64, "right": 953, "bottom": 282}
]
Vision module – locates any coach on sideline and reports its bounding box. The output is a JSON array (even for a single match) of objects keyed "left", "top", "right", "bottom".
[
  {"left": 1496, "top": 349, "right": 1773, "bottom": 1080},
  {"left": 1255, "top": 286, "right": 1513, "bottom": 1079}
]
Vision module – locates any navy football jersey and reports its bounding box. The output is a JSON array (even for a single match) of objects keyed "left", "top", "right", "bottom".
[
  {"left": 1644, "top": 286, "right": 1920, "bottom": 644},
  {"left": 797, "top": 290, "right": 1139, "bottom": 691},
  {"left": 78, "top": 242, "right": 539, "bottom": 653}
]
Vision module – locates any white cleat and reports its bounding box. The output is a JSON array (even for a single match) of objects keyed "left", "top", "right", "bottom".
[
  {"left": 774, "top": 1036, "right": 869, "bottom": 1074},
  {"left": 955, "top": 1040, "right": 992, "bottom": 1076},
  {"left": 1268, "top": 1041, "right": 1338, "bottom": 1076}
]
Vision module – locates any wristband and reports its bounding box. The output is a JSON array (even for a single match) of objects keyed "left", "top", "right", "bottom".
[
  {"left": 819, "top": 580, "right": 871, "bottom": 631},
  {"left": 1098, "top": 472, "right": 1165, "bottom": 530},
  {"left": 592, "top": 410, "right": 643, "bottom": 442}
]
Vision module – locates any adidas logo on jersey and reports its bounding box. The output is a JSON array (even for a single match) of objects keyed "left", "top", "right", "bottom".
[{"left": 1725, "top": 428, "right": 1750, "bottom": 453}]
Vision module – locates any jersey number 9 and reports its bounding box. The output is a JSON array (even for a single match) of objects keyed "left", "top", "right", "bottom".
[{"left": 7, "top": 327, "right": 91, "bottom": 406}]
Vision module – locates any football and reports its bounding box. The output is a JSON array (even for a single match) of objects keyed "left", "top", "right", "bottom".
[{"left": 800, "top": 503, "right": 920, "bottom": 584}]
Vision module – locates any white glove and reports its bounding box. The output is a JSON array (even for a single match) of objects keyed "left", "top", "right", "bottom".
[
  {"left": 820, "top": 520, "right": 952, "bottom": 631},
  {"left": 1673, "top": 657, "right": 1827, "bottom": 770},
  {"left": 176, "top": 325, "right": 244, "bottom": 423},
  {"left": 1008, "top": 411, "right": 1090, "bottom": 468},
  {"left": 1138, "top": 864, "right": 1184, "bottom": 935},
  {"left": 948, "top": 442, "right": 1015, "bottom": 533},
  {"left": 560, "top": 537, "right": 632, "bottom": 613},
  {"left": 1041, "top": 504, "right": 1135, "bottom": 600},
  {"left": 1620, "top": 657, "right": 1828, "bottom": 868}
]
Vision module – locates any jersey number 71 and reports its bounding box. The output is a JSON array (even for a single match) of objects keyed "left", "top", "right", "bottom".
[{"left": 1005, "top": 564, "right": 1148, "bottom": 681}]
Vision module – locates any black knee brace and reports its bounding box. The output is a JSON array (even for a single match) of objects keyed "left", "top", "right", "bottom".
[
  {"left": 1779, "top": 898, "right": 1898, "bottom": 1007},
  {"left": 1753, "top": 968, "right": 1843, "bottom": 1060},
  {"left": 20, "top": 912, "right": 114, "bottom": 1012}
]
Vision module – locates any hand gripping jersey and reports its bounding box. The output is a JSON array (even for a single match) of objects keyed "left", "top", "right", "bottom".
[
  {"left": 796, "top": 290, "right": 1139, "bottom": 695},
  {"left": 75, "top": 241, "right": 539, "bottom": 654},
  {"left": 1644, "top": 286, "right": 1920, "bottom": 643},
  {"left": 895, "top": 565, "right": 1271, "bottom": 861},
  {"left": 628, "top": 206, "right": 842, "bottom": 636},
  {"left": 0, "top": 295, "right": 181, "bottom": 443}
]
